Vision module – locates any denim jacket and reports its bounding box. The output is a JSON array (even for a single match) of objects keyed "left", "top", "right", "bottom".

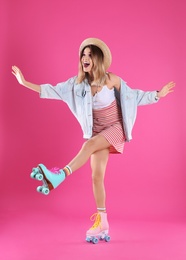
[{"left": 40, "top": 76, "right": 158, "bottom": 141}]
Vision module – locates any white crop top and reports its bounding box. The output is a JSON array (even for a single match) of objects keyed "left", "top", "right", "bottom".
[{"left": 92, "top": 85, "right": 115, "bottom": 110}]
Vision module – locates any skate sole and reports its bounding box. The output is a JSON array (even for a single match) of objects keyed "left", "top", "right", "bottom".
[{"left": 86, "top": 231, "right": 110, "bottom": 244}]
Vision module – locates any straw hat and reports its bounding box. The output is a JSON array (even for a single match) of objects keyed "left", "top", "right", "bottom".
[{"left": 79, "top": 38, "right": 112, "bottom": 70}]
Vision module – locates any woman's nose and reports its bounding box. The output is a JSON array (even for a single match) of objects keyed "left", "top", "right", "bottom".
[{"left": 83, "top": 56, "right": 89, "bottom": 62}]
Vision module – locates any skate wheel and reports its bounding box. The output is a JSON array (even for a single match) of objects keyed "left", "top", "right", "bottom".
[
  {"left": 30, "top": 172, "right": 35, "bottom": 178},
  {"left": 33, "top": 167, "right": 39, "bottom": 173},
  {"left": 37, "top": 186, "right": 43, "bottom": 193},
  {"left": 36, "top": 186, "right": 49, "bottom": 195},
  {"left": 42, "top": 187, "right": 50, "bottom": 195},
  {"left": 92, "top": 237, "right": 98, "bottom": 244},
  {"left": 105, "top": 235, "right": 110, "bottom": 242},
  {"left": 30, "top": 168, "right": 40, "bottom": 179},
  {"left": 86, "top": 237, "right": 91, "bottom": 242},
  {"left": 35, "top": 173, "right": 43, "bottom": 181}
]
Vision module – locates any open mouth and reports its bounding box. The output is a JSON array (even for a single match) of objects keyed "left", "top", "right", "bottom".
[{"left": 83, "top": 62, "right": 90, "bottom": 68}]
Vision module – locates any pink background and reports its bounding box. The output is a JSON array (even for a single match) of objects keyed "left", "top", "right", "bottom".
[{"left": 1, "top": 0, "right": 186, "bottom": 259}]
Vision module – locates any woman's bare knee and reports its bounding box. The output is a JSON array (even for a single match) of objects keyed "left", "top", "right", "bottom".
[
  {"left": 82, "top": 136, "right": 110, "bottom": 154},
  {"left": 82, "top": 138, "right": 95, "bottom": 149}
]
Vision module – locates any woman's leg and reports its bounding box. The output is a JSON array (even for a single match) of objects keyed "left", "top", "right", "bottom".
[
  {"left": 86, "top": 148, "right": 110, "bottom": 239},
  {"left": 68, "top": 135, "right": 110, "bottom": 172},
  {"left": 34, "top": 135, "right": 110, "bottom": 192},
  {"left": 90, "top": 148, "right": 109, "bottom": 211}
]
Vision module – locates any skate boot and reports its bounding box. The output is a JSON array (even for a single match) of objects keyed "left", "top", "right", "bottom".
[
  {"left": 86, "top": 212, "right": 110, "bottom": 244},
  {"left": 30, "top": 164, "right": 66, "bottom": 195}
]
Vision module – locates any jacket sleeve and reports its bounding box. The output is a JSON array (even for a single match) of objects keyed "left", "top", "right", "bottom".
[
  {"left": 40, "top": 76, "right": 77, "bottom": 101},
  {"left": 135, "top": 89, "right": 159, "bottom": 106}
]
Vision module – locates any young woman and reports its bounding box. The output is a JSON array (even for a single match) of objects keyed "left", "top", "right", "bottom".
[{"left": 12, "top": 38, "right": 175, "bottom": 243}]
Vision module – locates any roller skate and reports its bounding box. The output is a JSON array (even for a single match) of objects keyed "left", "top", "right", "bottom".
[
  {"left": 86, "top": 212, "right": 110, "bottom": 244},
  {"left": 30, "top": 164, "right": 66, "bottom": 195}
]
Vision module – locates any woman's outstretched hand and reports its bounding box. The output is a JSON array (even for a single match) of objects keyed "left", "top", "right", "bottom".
[
  {"left": 12, "top": 66, "right": 26, "bottom": 85},
  {"left": 11, "top": 65, "right": 41, "bottom": 93},
  {"left": 157, "top": 81, "right": 175, "bottom": 98}
]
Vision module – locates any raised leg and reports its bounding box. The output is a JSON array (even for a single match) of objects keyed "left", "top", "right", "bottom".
[{"left": 68, "top": 135, "right": 110, "bottom": 172}]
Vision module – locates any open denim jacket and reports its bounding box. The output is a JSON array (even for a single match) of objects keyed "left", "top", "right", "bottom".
[{"left": 40, "top": 76, "right": 158, "bottom": 141}]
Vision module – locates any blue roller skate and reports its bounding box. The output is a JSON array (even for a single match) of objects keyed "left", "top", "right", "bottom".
[{"left": 30, "top": 164, "right": 66, "bottom": 195}]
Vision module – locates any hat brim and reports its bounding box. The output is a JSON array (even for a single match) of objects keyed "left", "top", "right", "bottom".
[{"left": 79, "top": 38, "right": 112, "bottom": 70}]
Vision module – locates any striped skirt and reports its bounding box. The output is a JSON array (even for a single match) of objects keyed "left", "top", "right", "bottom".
[{"left": 93, "top": 100, "right": 125, "bottom": 154}]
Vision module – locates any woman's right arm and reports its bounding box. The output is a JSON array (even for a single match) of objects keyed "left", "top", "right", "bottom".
[{"left": 12, "top": 66, "right": 41, "bottom": 93}]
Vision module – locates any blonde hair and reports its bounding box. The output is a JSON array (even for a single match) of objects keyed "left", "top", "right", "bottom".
[{"left": 77, "top": 45, "right": 107, "bottom": 86}]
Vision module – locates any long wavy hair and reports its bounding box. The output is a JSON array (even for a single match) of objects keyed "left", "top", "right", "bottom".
[{"left": 77, "top": 45, "right": 107, "bottom": 86}]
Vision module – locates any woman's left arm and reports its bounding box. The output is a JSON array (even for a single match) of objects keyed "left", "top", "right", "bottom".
[{"left": 135, "top": 81, "right": 176, "bottom": 105}]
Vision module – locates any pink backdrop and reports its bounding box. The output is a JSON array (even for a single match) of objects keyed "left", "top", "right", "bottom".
[{"left": 1, "top": 0, "right": 186, "bottom": 223}]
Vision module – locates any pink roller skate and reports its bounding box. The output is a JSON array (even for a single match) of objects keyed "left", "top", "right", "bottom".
[
  {"left": 30, "top": 164, "right": 66, "bottom": 195},
  {"left": 86, "top": 212, "right": 110, "bottom": 244}
]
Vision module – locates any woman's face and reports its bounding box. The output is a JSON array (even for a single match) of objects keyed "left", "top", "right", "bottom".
[{"left": 81, "top": 47, "right": 93, "bottom": 74}]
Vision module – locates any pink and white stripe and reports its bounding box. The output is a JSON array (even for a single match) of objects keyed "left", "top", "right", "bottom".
[{"left": 93, "top": 100, "right": 125, "bottom": 154}]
